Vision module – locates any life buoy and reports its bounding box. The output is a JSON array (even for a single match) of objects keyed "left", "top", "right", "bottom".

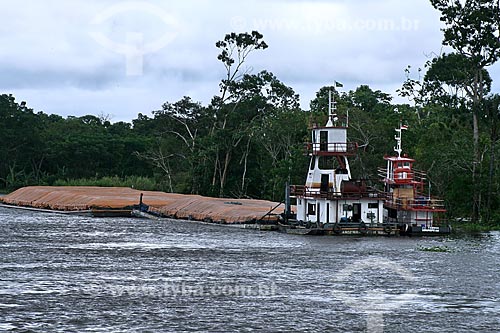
[
  {"left": 333, "top": 223, "right": 342, "bottom": 234},
  {"left": 384, "top": 225, "right": 392, "bottom": 234}
]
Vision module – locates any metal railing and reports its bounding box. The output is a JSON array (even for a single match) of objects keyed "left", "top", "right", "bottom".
[
  {"left": 384, "top": 196, "right": 446, "bottom": 212},
  {"left": 290, "top": 185, "right": 388, "bottom": 200},
  {"left": 378, "top": 167, "right": 428, "bottom": 185},
  {"left": 306, "top": 142, "right": 358, "bottom": 155},
  {"left": 290, "top": 184, "right": 446, "bottom": 212}
]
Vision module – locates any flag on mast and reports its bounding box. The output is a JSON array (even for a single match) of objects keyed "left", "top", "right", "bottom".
[
  {"left": 401, "top": 124, "right": 409, "bottom": 130},
  {"left": 334, "top": 81, "right": 343, "bottom": 88}
]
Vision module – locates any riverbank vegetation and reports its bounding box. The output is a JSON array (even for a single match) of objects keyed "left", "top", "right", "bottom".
[
  {"left": 1, "top": 1, "right": 500, "bottom": 226},
  {"left": 451, "top": 220, "right": 500, "bottom": 234}
]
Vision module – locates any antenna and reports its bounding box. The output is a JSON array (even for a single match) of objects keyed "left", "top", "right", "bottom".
[
  {"left": 328, "top": 90, "right": 333, "bottom": 117},
  {"left": 327, "top": 83, "right": 342, "bottom": 127},
  {"left": 394, "top": 128, "right": 402, "bottom": 157},
  {"left": 327, "top": 89, "right": 337, "bottom": 126},
  {"left": 394, "top": 121, "right": 407, "bottom": 157}
]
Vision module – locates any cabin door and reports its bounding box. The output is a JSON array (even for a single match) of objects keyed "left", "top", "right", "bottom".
[
  {"left": 320, "top": 174, "right": 329, "bottom": 193},
  {"left": 352, "top": 203, "right": 361, "bottom": 222},
  {"left": 320, "top": 131, "right": 328, "bottom": 151}
]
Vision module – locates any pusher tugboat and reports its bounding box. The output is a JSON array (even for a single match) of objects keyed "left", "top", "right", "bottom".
[
  {"left": 379, "top": 123, "right": 451, "bottom": 235},
  {"left": 281, "top": 88, "right": 451, "bottom": 236}
]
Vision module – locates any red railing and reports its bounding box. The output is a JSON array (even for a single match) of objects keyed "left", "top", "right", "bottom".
[
  {"left": 384, "top": 196, "right": 446, "bottom": 212},
  {"left": 290, "top": 185, "right": 445, "bottom": 212},
  {"left": 290, "top": 185, "right": 388, "bottom": 200},
  {"left": 378, "top": 167, "right": 428, "bottom": 186}
]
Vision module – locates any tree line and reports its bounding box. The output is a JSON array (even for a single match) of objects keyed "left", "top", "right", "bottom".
[{"left": 1, "top": 1, "right": 499, "bottom": 224}]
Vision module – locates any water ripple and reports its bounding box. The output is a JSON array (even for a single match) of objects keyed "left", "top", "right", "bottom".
[{"left": 0, "top": 208, "right": 499, "bottom": 332}]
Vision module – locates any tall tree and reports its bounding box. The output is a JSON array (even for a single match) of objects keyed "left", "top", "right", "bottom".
[
  {"left": 430, "top": 0, "right": 500, "bottom": 222},
  {"left": 483, "top": 94, "right": 500, "bottom": 223},
  {"left": 138, "top": 97, "right": 203, "bottom": 193},
  {"left": 209, "top": 31, "right": 268, "bottom": 196}
]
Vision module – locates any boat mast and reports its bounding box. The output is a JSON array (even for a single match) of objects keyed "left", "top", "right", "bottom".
[
  {"left": 327, "top": 89, "right": 335, "bottom": 127},
  {"left": 394, "top": 122, "right": 407, "bottom": 157},
  {"left": 327, "top": 84, "right": 347, "bottom": 128}
]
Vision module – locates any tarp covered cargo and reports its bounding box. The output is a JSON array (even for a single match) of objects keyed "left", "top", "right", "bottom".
[{"left": 0, "top": 186, "right": 283, "bottom": 223}]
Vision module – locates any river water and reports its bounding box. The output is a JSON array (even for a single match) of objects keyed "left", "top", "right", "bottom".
[{"left": 0, "top": 207, "right": 499, "bottom": 333}]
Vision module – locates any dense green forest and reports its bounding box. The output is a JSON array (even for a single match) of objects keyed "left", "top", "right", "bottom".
[{"left": 1, "top": 1, "right": 500, "bottom": 224}]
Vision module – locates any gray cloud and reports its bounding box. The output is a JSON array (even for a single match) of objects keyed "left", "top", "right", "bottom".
[
  {"left": 1, "top": 0, "right": 499, "bottom": 119},
  {"left": 0, "top": 64, "right": 122, "bottom": 90}
]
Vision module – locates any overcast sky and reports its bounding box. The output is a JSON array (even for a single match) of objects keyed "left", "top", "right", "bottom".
[{"left": 2, "top": 0, "right": 499, "bottom": 122}]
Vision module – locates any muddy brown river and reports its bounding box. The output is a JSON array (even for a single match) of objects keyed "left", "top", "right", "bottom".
[{"left": 0, "top": 207, "right": 499, "bottom": 332}]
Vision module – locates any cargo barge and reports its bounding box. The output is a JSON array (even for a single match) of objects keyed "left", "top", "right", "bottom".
[
  {"left": 0, "top": 186, "right": 282, "bottom": 228},
  {"left": 0, "top": 89, "right": 451, "bottom": 236}
]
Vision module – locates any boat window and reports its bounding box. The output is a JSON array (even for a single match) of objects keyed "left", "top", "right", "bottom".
[
  {"left": 343, "top": 204, "right": 352, "bottom": 211},
  {"left": 307, "top": 203, "right": 316, "bottom": 215},
  {"left": 404, "top": 162, "right": 410, "bottom": 168},
  {"left": 318, "top": 156, "right": 334, "bottom": 169},
  {"left": 319, "top": 131, "right": 328, "bottom": 151},
  {"left": 388, "top": 208, "right": 397, "bottom": 218},
  {"left": 368, "top": 203, "right": 378, "bottom": 209}
]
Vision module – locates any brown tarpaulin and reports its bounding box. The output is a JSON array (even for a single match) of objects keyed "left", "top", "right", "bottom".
[{"left": 0, "top": 186, "right": 284, "bottom": 223}]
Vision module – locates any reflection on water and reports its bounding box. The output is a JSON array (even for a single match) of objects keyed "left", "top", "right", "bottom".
[{"left": 0, "top": 207, "right": 499, "bottom": 332}]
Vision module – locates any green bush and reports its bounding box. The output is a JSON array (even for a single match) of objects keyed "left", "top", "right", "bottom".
[{"left": 53, "top": 176, "right": 160, "bottom": 191}]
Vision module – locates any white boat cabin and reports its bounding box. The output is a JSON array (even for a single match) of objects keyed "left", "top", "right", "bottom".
[{"left": 291, "top": 91, "right": 385, "bottom": 225}]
